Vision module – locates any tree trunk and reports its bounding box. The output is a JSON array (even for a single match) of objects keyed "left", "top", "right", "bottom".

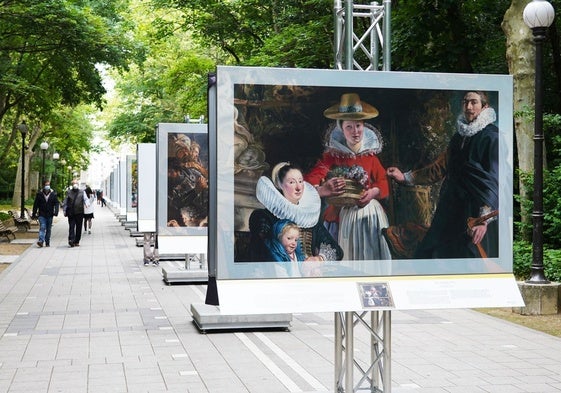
[
  {"left": 11, "top": 123, "right": 41, "bottom": 211},
  {"left": 502, "top": 0, "right": 537, "bottom": 239},
  {"left": 11, "top": 150, "right": 31, "bottom": 212}
]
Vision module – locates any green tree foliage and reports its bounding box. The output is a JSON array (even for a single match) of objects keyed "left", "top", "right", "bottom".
[
  {"left": 0, "top": 0, "right": 136, "bottom": 199},
  {"left": 0, "top": 0, "right": 134, "bottom": 116},
  {"left": 106, "top": 2, "right": 215, "bottom": 144},
  {"left": 152, "top": 0, "right": 333, "bottom": 68},
  {"left": 391, "top": 0, "right": 511, "bottom": 73}
]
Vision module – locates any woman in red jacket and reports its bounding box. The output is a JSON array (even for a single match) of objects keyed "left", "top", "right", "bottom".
[{"left": 305, "top": 93, "right": 391, "bottom": 263}]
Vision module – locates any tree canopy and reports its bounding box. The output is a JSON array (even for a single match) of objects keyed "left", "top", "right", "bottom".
[
  {"left": 5, "top": 0, "right": 561, "bottom": 252},
  {"left": 0, "top": 0, "right": 137, "bottom": 197}
]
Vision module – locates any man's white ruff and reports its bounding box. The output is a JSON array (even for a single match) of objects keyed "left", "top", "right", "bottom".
[
  {"left": 457, "top": 107, "right": 496, "bottom": 137},
  {"left": 255, "top": 176, "right": 321, "bottom": 228}
]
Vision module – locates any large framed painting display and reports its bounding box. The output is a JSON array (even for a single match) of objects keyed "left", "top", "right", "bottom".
[
  {"left": 137, "top": 143, "right": 156, "bottom": 233},
  {"left": 126, "top": 155, "right": 137, "bottom": 222},
  {"left": 156, "top": 123, "right": 208, "bottom": 254},
  {"left": 210, "top": 66, "right": 522, "bottom": 313}
]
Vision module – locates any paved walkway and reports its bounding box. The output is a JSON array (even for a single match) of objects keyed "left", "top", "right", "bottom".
[{"left": 0, "top": 206, "right": 561, "bottom": 393}]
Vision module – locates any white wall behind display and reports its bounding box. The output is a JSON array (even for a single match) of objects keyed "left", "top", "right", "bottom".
[
  {"left": 137, "top": 144, "right": 156, "bottom": 233},
  {"left": 208, "top": 66, "right": 522, "bottom": 313}
]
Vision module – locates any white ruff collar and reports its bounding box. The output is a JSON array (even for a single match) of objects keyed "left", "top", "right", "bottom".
[
  {"left": 255, "top": 176, "right": 321, "bottom": 228},
  {"left": 457, "top": 107, "right": 496, "bottom": 137}
]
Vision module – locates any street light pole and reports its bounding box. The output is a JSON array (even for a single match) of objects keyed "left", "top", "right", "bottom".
[
  {"left": 53, "top": 152, "right": 59, "bottom": 193},
  {"left": 67, "top": 165, "right": 72, "bottom": 188},
  {"left": 40, "top": 141, "right": 49, "bottom": 185},
  {"left": 18, "top": 121, "right": 28, "bottom": 218},
  {"left": 523, "top": 0, "right": 556, "bottom": 284},
  {"left": 60, "top": 159, "right": 66, "bottom": 189}
]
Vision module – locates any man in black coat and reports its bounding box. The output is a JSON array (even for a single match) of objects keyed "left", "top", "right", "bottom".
[
  {"left": 32, "top": 180, "right": 60, "bottom": 247},
  {"left": 64, "top": 180, "right": 87, "bottom": 247},
  {"left": 387, "top": 91, "right": 499, "bottom": 259}
]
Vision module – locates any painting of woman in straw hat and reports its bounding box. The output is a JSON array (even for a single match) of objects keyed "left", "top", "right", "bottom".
[{"left": 305, "top": 93, "right": 392, "bottom": 263}]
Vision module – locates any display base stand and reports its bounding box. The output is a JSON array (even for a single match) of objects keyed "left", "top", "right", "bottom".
[
  {"left": 162, "top": 253, "right": 208, "bottom": 284},
  {"left": 191, "top": 303, "right": 292, "bottom": 333},
  {"left": 129, "top": 230, "right": 143, "bottom": 238},
  {"left": 122, "top": 221, "right": 136, "bottom": 229},
  {"left": 162, "top": 267, "right": 208, "bottom": 284}
]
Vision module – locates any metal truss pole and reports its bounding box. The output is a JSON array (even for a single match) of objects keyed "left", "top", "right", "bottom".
[
  {"left": 344, "top": 0, "right": 354, "bottom": 69},
  {"left": 382, "top": 0, "right": 391, "bottom": 71},
  {"left": 334, "top": 311, "right": 391, "bottom": 392},
  {"left": 335, "top": 310, "right": 391, "bottom": 393},
  {"left": 333, "top": 0, "right": 392, "bottom": 387},
  {"left": 334, "top": 0, "right": 391, "bottom": 71}
]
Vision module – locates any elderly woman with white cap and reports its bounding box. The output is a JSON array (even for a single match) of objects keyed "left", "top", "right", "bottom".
[
  {"left": 305, "top": 93, "right": 392, "bottom": 262},
  {"left": 249, "top": 162, "right": 343, "bottom": 274}
]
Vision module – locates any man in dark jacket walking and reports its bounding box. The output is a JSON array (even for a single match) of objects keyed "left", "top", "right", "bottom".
[
  {"left": 64, "top": 180, "right": 88, "bottom": 247},
  {"left": 32, "top": 180, "right": 60, "bottom": 247}
]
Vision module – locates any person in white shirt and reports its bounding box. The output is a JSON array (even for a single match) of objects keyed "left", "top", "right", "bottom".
[{"left": 83, "top": 186, "right": 96, "bottom": 234}]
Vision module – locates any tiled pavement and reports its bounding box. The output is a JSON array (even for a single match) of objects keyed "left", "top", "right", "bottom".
[{"left": 0, "top": 206, "right": 561, "bottom": 392}]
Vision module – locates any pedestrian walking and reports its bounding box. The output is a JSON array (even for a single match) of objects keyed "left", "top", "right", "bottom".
[
  {"left": 84, "top": 186, "right": 96, "bottom": 234},
  {"left": 63, "top": 180, "right": 88, "bottom": 247},
  {"left": 31, "top": 180, "right": 60, "bottom": 247}
]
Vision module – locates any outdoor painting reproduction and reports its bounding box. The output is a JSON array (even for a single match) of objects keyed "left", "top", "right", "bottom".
[{"left": 213, "top": 67, "right": 513, "bottom": 280}]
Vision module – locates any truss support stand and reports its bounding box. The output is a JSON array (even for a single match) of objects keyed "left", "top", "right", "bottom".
[
  {"left": 334, "top": 310, "right": 391, "bottom": 392},
  {"left": 334, "top": 0, "right": 391, "bottom": 71}
]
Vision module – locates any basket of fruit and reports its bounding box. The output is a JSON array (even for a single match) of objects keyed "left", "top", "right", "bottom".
[{"left": 325, "top": 165, "right": 368, "bottom": 206}]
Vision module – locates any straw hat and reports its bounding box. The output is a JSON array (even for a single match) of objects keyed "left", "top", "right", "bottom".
[{"left": 323, "top": 93, "right": 379, "bottom": 120}]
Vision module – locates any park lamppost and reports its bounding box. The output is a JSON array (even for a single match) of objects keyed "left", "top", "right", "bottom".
[
  {"left": 18, "top": 121, "right": 28, "bottom": 218},
  {"left": 52, "top": 152, "right": 59, "bottom": 192},
  {"left": 67, "top": 165, "right": 72, "bottom": 187},
  {"left": 523, "top": 0, "right": 555, "bottom": 283},
  {"left": 40, "top": 141, "right": 49, "bottom": 185},
  {"left": 60, "top": 159, "right": 66, "bottom": 187}
]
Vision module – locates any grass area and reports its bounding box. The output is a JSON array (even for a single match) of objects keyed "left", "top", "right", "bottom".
[{"left": 476, "top": 308, "right": 561, "bottom": 338}]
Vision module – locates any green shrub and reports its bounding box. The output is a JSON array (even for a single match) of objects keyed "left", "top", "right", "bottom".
[
  {"left": 513, "top": 239, "right": 561, "bottom": 282},
  {"left": 0, "top": 211, "right": 11, "bottom": 221},
  {"left": 513, "top": 240, "right": 532, "bottom": 280},
  {"left": 518, "top": 167, "right": 561, "bottom": 249},
  {"left": 544, "top": 248, "right": 561, "bottom": 282}
]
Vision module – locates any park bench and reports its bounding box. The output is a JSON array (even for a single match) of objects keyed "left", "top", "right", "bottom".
[
  {"left": 24, "top": 208, "right": 39, "bottom": 226},
  {"left": 0, "top": 220, "right": 17, "bottom": 242},
  {"left": 8, "top": 211, "right": 31, "bottom": 231}
]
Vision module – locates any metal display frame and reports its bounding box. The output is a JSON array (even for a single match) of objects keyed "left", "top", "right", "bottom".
[
  {"left": 336, "top": 2, "right": 390, "bottom": 390},
  {"left": 155, "top": 122, "right": 209, "bottom": 283},
  {"left": 203, "top": 2, "right": 519, "bottom": 392}
]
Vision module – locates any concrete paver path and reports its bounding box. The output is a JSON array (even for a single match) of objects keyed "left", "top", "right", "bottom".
[{"left": 0, "top": 205, "right": 560, "bottom": 392}]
